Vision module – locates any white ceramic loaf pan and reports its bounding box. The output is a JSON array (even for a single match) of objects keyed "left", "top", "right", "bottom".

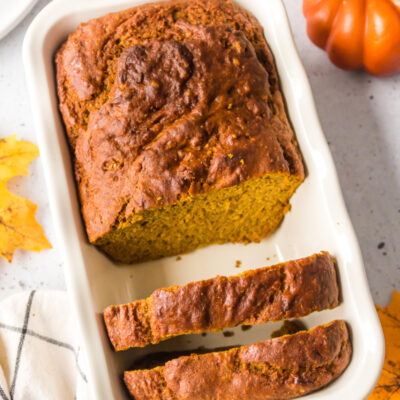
[{"left": 23, "top": 0, "right": 384, "bottom": 399}]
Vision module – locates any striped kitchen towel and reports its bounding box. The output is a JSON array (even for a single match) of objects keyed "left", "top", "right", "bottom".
[{"left": 0, "top": 291, "right": 89, "bottom": 400}]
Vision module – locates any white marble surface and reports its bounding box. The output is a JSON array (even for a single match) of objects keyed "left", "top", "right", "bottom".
[{"left": 0, "top": 0, "right": 399, "bottom": 306}]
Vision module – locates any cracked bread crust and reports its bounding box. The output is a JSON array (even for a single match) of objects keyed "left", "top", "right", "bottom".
[
  {"left": 124, "top": 320, "right": 351, "bottom": 400},
  {"left": 104, "top": 252, "right": 339, "bottom": 350},
  {"left": 55, "top": 0, "right": 304, "bottom": 243}
]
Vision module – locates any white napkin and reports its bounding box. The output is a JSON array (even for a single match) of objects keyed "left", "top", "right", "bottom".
[{"left": 0, "top": 290, "right": 89, "bottom": 400}]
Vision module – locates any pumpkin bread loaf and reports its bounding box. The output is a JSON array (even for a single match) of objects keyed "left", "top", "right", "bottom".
[
  {"left": 55, "top": 0, "right": 304, "bottom": 263},
  {"left": 104, "top": 252, "right": 339, "bottom": 350},
  {"left": 124, "top": 320, "right": 351, "bottom": 400}
]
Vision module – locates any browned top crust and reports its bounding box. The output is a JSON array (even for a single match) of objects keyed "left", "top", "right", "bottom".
[
  {"left": 104, "top": 252, "right": 339, "bottom": 350},
  {"left": 55, "top": 0, "right": 304, "bottom": 242},
  {"left": 124, "top": 320, "right": 352, "bottom": 400}
]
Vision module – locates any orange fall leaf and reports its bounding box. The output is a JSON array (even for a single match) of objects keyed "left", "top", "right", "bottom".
[{"left": 369, "top": 290, "right": 400, "bottom": 399}]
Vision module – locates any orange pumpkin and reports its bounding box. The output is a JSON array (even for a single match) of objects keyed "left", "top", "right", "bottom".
[{"left": 303, "top": 0, "right": 400, "bottom": 76}]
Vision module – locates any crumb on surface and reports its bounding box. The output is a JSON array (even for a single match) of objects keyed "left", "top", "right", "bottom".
[
  {"left": 176, "top": 255, "right": 182, "bottom": 261},
  {"left": 271, "top": 320, "right": 306, "bottom": 338},
  {"left": 241, "top": 325, "right": 252, "bottom": 331},
  {"left": 223, "top": 330, "right": 234, "bottom": 337},
  {"left": 235, "top": 260, "right": 242, "bottom": 268}
]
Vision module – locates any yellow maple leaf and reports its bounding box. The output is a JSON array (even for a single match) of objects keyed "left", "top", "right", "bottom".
[
  {"left": 0, "top": 135, "right": 39, "bottom": 181},
  {"left": 0, "top": 135, "right": 51, "bottom": 262},
  {"left": 368, "top": 290, "right": 400, "bottom": 399}
]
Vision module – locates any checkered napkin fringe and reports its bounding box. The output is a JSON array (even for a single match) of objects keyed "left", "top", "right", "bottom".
[{"left": 0, "top": 291, "right": 89, "bottom": 400}]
